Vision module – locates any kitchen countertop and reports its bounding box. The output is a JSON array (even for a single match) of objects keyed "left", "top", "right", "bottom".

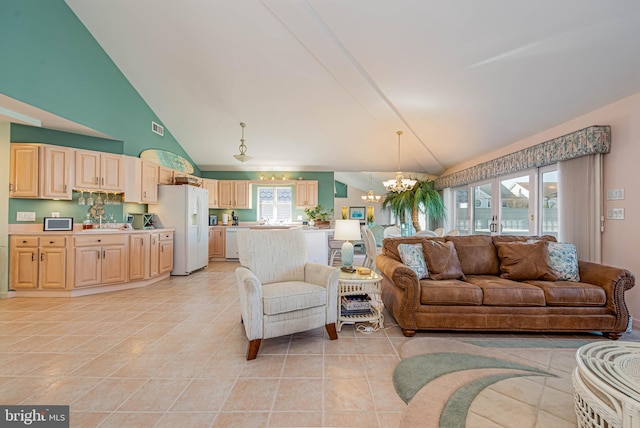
[{"left": 9, "top": 225, "right": 175, "bottom": 235}]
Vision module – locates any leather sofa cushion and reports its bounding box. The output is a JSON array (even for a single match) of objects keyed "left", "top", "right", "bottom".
[
  {"left": 445, "top": 235, "right": 500, "bottom": 275},
  {"left": 495, "top": 241, "right": 558, "bottom": 281},
  {"left": 464, "top": 275, "right": 546, "bottom": 306},
  {"left": 422, "top": 240, "right": 465, "bottom": 280},
  {"left": 420, "top": 279, "right": 483, "bottom": 305},
  {"left": 524, "top": 280, "right": 606, "bottom": 306},
  {"left": 492, "top": 235, "right": 557, "bottom": 244},
  {"left": 262, "top": 281, "right": 327, "bottom": 315},
  {"left": 382, "top": 236, "right": 445, "bottom": 263}
]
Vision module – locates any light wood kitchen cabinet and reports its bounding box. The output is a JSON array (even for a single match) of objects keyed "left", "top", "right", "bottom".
[
  {"left": 295, "top": 180, "right": 318, "bottom": 208},
  {"left": 158, "top": 166, "right": 174, "bottom": 185},
  {"left": 158, "top": 231, "right": 174, "bottom": 274},
  {"left": 141, "top": 161, "right": 159, "bottom": 202},
  {"left": 218, "top": 180, "right": 251, "bottom": 209},
  {"left": 129, "top": 233, "right": 150, "bottom": 281},
  {"left": 75, "top": 149, "right": 124, "bottom": 191},
  {"left": 149, "top": 231, "right": 174, "bottom": 277},
  {"left": 74, "top": 234, "right": 127, "bottom": 288},
  {"left": 9, "top": 144, "right": 39, "bottom": 198},
  {"left": 9, "top": 144, "right": 72, "bottom": 199},
  {"left": 9, "top": 236, "right": 67, "bottom": 290},
  {"left": 208, "top": 227, "right": 225, "bottom": 260},
  {"left": 202, "top": 179, "right": 219, "bottom": 208}
]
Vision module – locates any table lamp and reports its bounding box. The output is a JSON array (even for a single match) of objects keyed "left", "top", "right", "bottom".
[{"left": 334, "top": 219, "right": 361, "bottom": 271}]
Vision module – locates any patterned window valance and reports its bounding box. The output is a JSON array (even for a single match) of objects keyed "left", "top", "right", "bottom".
[{"left": 433, "top": 125, "right": 610, "bottom": 190}]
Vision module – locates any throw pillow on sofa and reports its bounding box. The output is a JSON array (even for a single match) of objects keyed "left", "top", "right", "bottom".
[
  {"left": 398, "top": 243, "right": 429, "bottom": 279},
  {"left": 422, "top": 240, "right": 465, "bottom": 280},
  {"left": 495, "top": 241, "right": 558, "bottom": 281},
  {"left": 547, "top": 241, "right": 580, "bottom": 282}
]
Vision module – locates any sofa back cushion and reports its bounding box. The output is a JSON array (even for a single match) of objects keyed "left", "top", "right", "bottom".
[
  {"left": 382, "top": 236, "right": 445, "bottom": 262},
  {"left": 492, "top": 235, "right": 557, "bottom": 245},
  {"left": 495, "top": 240, "right": 558, "bottom": 281},
  {"left": 445, "top": 235, "right": 500, "bottom": 275},
  {"left": 422, "top": 240, "right": 465, "bottom": 280}
]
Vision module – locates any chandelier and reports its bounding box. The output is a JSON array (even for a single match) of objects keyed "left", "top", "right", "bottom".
[
  {"left": 382, "top": 131, "right": 416, "bottom": 192},
  {"left": 362, "top": 172, "right": 381, "bottom": 202},
  {"left": 233, "top": 122, "right": 251, "bottom": 163}
]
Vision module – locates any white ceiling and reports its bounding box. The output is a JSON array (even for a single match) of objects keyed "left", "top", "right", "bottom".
[{"left": 35, "top": 1, "right": 640, "bottom": 181}]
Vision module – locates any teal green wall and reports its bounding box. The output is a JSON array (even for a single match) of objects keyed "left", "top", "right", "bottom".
[
  {"left": 202, "top": 171, "right": 335, "bottom": 222},
  {"left": 0, "top": 0, "right": 197, "bottom": 171},
  {"left": 11, "top": 124, "right": 124, "bottom": 154}
]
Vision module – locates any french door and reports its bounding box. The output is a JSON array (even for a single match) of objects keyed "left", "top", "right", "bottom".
[{"left": 468, "top": 172, "right": 536, "bottom": 235}]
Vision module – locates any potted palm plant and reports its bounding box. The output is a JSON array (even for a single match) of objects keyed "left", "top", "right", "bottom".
[{"left": 381, "top": 178, "right": 445, "bottom": 233}]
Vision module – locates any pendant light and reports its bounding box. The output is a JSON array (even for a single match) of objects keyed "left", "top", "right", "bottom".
[
  {"left": 382, "top": 131, "right": 416, "bottom": 192},
  {"left": 233, "top": 122, "right": 251, "bottom": 163},
  {"left": 362, "top": 172, "right": 381, "bottom": 202}
]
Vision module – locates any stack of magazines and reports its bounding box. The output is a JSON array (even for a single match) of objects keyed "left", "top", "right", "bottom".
[{"left": 341, "top": 294, "right": 371, "bottom": 315}]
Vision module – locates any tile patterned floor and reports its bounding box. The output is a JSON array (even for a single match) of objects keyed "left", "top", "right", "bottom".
[{"left": 0, "top": 260, "right": 638, "bottom": 427}]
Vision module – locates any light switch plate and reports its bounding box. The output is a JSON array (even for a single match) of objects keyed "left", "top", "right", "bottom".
[
  {"left": 606, "top": 208, "right": 625, "bottom": 220},
  {"left": 606, "top": 188, "right": 625, "bottom": 200}
]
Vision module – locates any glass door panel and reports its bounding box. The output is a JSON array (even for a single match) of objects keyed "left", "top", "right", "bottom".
[
  {"left": 499, "top": 175, "right": 531, "bottom": 235},
  {"left": 472, "top": 183, "right": 492, "bottom": 235},
  {"left": 540, "top": 169, "right": 558, "bottom": 238},
  {"left": 453, "top": 187, "right": 469, "bottom": 235}
]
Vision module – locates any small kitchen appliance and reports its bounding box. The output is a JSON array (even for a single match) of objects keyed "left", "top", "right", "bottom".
[{"left": 209, "top": 215, "right": 218, "bottom": 226}]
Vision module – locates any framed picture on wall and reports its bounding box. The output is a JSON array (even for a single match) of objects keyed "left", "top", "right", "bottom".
[{"left": 349, "top": 206, "right": 365, "bottom": 220}]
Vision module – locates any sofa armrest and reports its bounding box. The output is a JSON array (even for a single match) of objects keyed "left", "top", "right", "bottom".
[
  {"left": 578, "top": 261, "right": 635, "bottom": 325},
  {"left": 235, "top": 267, "right": 264, "bottom": 341},
  {"left": 376, "top": 254, "right": 420, "bottom": 330},
  {"left": 305, "top": 263, "right": 339, "bottom": 324}
]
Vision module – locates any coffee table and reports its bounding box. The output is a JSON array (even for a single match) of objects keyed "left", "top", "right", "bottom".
[{"left": 572, "top": 340, "right": 640, "bottom": 428}]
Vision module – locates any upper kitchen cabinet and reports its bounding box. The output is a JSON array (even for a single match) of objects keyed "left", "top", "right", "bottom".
[
  {"left": 123, "top": 156, "right": 159, "bottom": 203},
  {"left": 295, "top": 180, "right": 318, "bottom": 208},
  {"left": 202, "top": 179, "right": 219, "bottom": 208},
  {"left": 75, "top": 149, "right": 124, "bottom": 192},
  {"left": 9, "top": 143, "right": 72, "bottom": 200},
  {"left": 218, "top": 180, "right": 251, "bottom": 209},
  {"left": 9, "top": 144, "right": 39, "bottom": 198},
  {"left": 158, "top": 166, "right": 174, "bottom": 185}
]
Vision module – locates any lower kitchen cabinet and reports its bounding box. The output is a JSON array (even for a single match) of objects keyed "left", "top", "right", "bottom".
[
  {"left": 10, "top": 236, "right": 68, "bottom": 290},
  {"left": 209, "top": 227, "right": 225, "bottom": 260},
  {"left": 74, "top": 234, "right": 127, "bottom": 287}
]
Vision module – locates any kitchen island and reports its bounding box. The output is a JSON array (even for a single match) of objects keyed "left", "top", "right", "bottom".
[
  {"left": 8, "top": 227, "right": 174, "bottom": 297},
  {"left": 209, "top": 224, "right": 332, "bottom": 265}
]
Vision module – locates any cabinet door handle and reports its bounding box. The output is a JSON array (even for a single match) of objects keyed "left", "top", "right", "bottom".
[
  {"left": 40, "top": 253, "right": 45, "bottom": 261},
  {"left": 64, "top": 184, "right": 67, "bottom": 192},
  {"left": 101, "top": 177, "right": 104, "bottom": 185},
  {"left": 161, "top": 245, "right": 164, "bottom": 253},
  {"left": 95, "top": 177, "right": 99, "bottom": 185},
  {"left": 32, "top": 252, "right": 35, "bottom": 262},
  {"left": 97, "top": 250, "right": 101, "bottom": 259},
  {"left": 103, "top": 250, "right": 106, "bottom": 259},
  {"left": 9, "top": 183, "right": 13, "bottom": 191}
]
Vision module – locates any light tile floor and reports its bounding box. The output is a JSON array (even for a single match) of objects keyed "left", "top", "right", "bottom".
[{"left": 0, "top": 260, "right": 638, "bottom": 427}]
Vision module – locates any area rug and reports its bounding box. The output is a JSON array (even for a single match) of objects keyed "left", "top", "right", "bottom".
[{"left": 393, "top": 337, "right": 602, "bottom": 427}]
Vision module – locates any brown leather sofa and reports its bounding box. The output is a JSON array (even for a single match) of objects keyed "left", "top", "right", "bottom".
[{"left": 376, "top": 235, "right": 635, "bottom": 338}]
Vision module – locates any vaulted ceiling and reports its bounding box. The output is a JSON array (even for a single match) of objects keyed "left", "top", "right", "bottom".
[{"left": 60, "top": 1, "right": 640, "bottom": 181}]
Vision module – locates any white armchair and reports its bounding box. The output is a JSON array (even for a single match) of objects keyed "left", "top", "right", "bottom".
[{"left": 235, "top": 228, "right": 339, "bottom": 360}]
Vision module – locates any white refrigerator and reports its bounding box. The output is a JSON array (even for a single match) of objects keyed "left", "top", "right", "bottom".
[{"left": 149, "top": 184, "right": 209, "bottom": 275}]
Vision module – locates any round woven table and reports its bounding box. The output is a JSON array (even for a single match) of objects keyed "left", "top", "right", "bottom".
[{"left": 572, "top": 341, "right": 640, "bottom": 428}]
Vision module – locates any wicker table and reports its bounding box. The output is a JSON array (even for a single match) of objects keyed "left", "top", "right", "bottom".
[
  {"left": 337, "top": 271, "right": 383, "bottom": 332},
  {"left": 573, "top": 341, "right": 640, "bottom": 428}
]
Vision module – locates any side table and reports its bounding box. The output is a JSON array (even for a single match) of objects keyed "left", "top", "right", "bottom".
[
  {"left": 337, "top": 270, "right": 383, "bottom": 332},
  {"left": 572, "top": 340, "right": 640, "bottom": 428}
]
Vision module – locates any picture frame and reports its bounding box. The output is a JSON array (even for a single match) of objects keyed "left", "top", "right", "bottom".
[{"left": 349, "top": 206, "right": 366, "bottom": 220}]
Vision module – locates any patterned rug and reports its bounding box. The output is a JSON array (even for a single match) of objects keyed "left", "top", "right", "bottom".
[{"left": 393, "top": 337, "right": 600, "bottom": 427}]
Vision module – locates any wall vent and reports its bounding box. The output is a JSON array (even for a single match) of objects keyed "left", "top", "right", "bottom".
[{"left": 151, "top": 121, "right": 164, "bottom": 136}]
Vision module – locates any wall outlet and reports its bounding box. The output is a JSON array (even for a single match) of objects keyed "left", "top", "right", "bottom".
[
  {"left": 16, "top": 211, "right": 36, "bottom": 221},
  {"left": 51, "top": 212, "right": 60, "bottom": 218},
  {"left": 606, "top": 188, "right": 625, "bottom": 200},
  {"left": 606, "top": 208, "right": 625, "bottom": 220}
]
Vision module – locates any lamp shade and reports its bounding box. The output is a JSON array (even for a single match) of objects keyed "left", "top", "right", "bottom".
[{"left": 333, "top": 220, "right": 361, "bottom": 241}]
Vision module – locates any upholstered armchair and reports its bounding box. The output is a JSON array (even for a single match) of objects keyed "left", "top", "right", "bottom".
[{"left": 235, "top": 228, "right": 339, "bottom": 360}]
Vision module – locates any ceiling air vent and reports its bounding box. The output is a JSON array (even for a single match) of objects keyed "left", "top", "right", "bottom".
[{"left": 151, "top": 121, "right": 164, "bottom": 136}]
